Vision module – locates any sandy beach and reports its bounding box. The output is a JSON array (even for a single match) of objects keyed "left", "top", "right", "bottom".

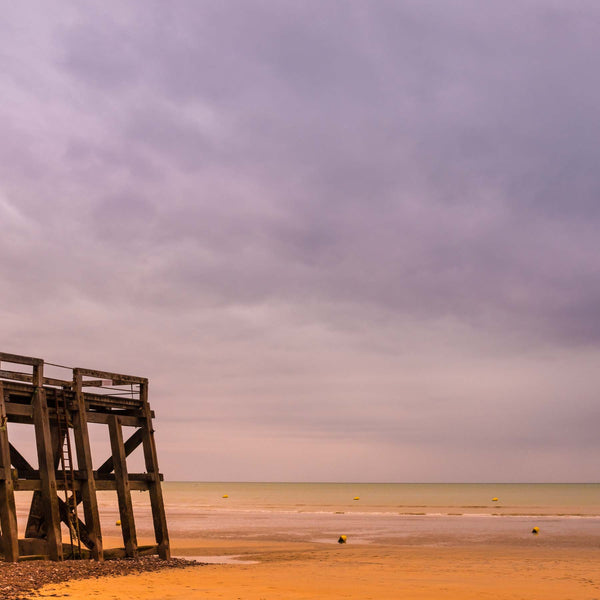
[{"left": 34, "top": 536, "right": 600, "bottom": 599}]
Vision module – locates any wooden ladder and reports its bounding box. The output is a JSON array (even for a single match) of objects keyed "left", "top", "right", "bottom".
[{"left": 55, "top": 392, "right": 82, "bottom": 558}]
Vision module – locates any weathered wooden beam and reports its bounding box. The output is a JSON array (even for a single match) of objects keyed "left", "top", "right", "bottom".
[
  {"left": 0, "top": 370, "right": 72, "bottom": 388},
  {"left": 5, "top": 404, "right": 33, "bottom": 420},
  {"left": 72, "top": 374, "right": 103, "bottom": 561},
  {"left": 109, "top": 415, "right": 137, "bottom": 558},
  {"left": 6, "top": 408, "right": 148, "bottom": 429},
  {"left": 56, "top": 496, "right": 95, "bottom": 551},
  {"left": 80, "top": 380, "right": 104, "bottom": 387},
  {"left": 14, "top": 479, "right": 151, "bottom": 492},
  {"left": 0, "top": 353, "right": 43, "bottom": 367},
  {"left": 14, "top": 470, "right": 161, "bottom": 482},
  {"left": 97, "top": 428, "right": 144, "bottom": 474},
  {"left": 82, "top": 392, "right": 142, "bottom": 409},
  {"left": 9, "top": 443, "right": 35, "bottom": 476},
  {"left": 31, "top": 365, "right": 62, "bottom": 561},
  {"left": 0, "top": 382, "right": 19, "bottom": 562},
  {"left": 103, "top": 544, "right": 158, "bottom": 559},
  {"left": 74, "top": 368, "right": 147, "bottom": 385},
  {"left": 18, "top": 538, "right": 48, "bottom": 556},
  {"left": 139, "top": 382, "right": 170, "bottom": 559},
  {"left": 95, "top": 480, "right": 150, "bottom": 492},
  {"left": 25, "top": 426, "right": 63, "bottom": 540},
  {"left": 0, "top": 370, "right": 33, "bottom": 384},
  {"left": 86, "top": 413, "right": 147, "bottom": 428}
]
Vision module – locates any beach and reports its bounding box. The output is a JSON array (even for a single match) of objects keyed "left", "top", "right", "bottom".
[
  {"left": 21, "top": 483, "right": 600, "bottom": 598},
  {"left": 36, "top": 539, "right": 600, "bottom": 599}
]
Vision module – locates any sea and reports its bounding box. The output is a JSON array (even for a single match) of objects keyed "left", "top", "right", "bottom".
[{"left": 15, "top": 482, "right": 600, "bottom": 549}]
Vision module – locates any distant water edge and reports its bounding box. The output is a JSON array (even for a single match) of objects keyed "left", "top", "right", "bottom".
[{"left": 162, "top": 482, "right": 600, "bottom": 517}]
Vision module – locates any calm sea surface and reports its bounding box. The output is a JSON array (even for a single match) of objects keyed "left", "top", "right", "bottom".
[
  {"left": 161, "top": 482, "right": 600, "bottom": 516},
  {"left": 15, "top": 483, "right": 600, "bottom": 548}
]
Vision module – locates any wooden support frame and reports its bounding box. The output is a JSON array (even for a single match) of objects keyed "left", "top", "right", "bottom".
[{"left": 0, "top": 352, "right": 169, "bottom": 562}]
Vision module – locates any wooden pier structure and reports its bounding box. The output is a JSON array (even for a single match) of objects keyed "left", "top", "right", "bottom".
[{"left": 0, "top": 352, "right": 169, "bottom": 562}]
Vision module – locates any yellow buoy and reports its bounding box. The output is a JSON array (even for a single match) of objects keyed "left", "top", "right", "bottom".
[
  {"left": 492, "top": 497, "right": 499, "bottom": 502},
  {"left": 115, "top": 520, "right": 121, "bottom": 526},
  {"left": 222, "top": 494, "right": 229, "bottom": 498},
  {"left": 353, "top": 496, "right": 360, "bottom": 501},
  {"left": 338, "top": 535, "right": 347, "bottom": 544},
  {"left": 531, "top": 527, "right": 539, "bottom": 534}
]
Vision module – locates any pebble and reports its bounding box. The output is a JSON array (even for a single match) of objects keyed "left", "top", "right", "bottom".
[{"left": 0, "top": 556, "right": 201, "bottom": 599}]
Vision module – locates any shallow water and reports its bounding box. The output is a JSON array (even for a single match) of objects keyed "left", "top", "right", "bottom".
[{"left": 14, "top": 482, "right": 600, "bottom": 548}]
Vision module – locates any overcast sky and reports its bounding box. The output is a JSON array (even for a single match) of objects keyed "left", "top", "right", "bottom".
[{"left": 2, "top": 1, "right": 600, "bottom": 482}]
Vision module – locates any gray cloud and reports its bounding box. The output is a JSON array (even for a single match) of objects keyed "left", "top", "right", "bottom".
[{"left": 1, "top": 0, "right": 600, "bottom": 481}]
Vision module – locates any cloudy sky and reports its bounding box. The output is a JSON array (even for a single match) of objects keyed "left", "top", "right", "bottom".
[{"left": 2, "top": 1, "right": 600, "bottom": 482}]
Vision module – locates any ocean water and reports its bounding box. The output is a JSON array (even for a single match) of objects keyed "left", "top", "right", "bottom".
[
  {"left": 161, "top": 482, "right": 600, "bottom": 516},
  {"left": 15, "top": 483, "right": 600, "bottom": 548},
  {"left": 158, "top": 483, "right": 600, "bottom": 548}
]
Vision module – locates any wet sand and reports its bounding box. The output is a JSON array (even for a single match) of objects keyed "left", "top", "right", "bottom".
[{"left": 36, "top": 537, "right": 600, "bottom": 599}]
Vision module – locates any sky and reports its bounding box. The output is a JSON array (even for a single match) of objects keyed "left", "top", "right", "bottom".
[{"left": 1, "top": 1, "right": 600, "bottom": 482}]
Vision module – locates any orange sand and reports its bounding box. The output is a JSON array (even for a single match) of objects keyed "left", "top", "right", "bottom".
[{"left": 37, "top": 538, "right": 600, "bottom": 599}]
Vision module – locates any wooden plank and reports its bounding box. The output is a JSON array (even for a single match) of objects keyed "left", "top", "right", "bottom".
[
  {"left": 0, "top": 353, "right": 43, "bottom": 367},
  {"left": 86, "top": 412, "right": 147, "bottom": 428},
  {"left": 97, "top": 428, "right": 144, "bottom": 474},
  {"left": 0, "top": 369, "right": 33, "bottom": 383},
  {"left": 82, "top": 392, "right": 142, "bottom": 409},
  {"left": 0, "top": 370, "right": 71, "bottom": 388},
  {"left": 15, "top": 478, "right": 151, "bottom": 492},
  {"left": 13, "top": 480, "right": 41, "bottom": 491},
  {"left": 5, "top": 404, "right": 152, "bottom": 428},
  {"left": 4, "top": 381, "right": 33, "bottom": 401},
  {"left": 139, "top": 382, "right": 170, "bottom": 559},
  {"left": 8, "top": 443, "right": 35, "bottom": 476},
  {"left": 0, "top": 370, "right": 32, "bottom": 384},
  {"left": 72, "top": 373, "right": 103, "bottom": 561},
  {"left": 25, "top": 425, "right": 63, "bottom": 539},
  {"left": 74, "top": 368, "right": 147, "bottom": 385},
  {"left": 31, "top": 366, "right": 62, "bottom": 561},
  {"left": 0, "top": 382, "right": 19, "bottom": 561},
  {"left": 94, "top": 472, "right": 161, "bottom": 482},
  {"left": 6, "top": 469, "right": 160, "bottom": 482},
  {"left": 56, "top": 496, "right": 95, "bottom": 550},
  {"left": 5, "top": 404, "right": 33, "bottom": 420},
  {"left": 96, "top": 480, "right": 150, "bottom": 492},
  {"left": 18, "top": 538, "right": 48, "bottom": 556},
  {"left": 108, "top": 415, "right": 137, "bottom": 558},
  {"left": 80, "top": 380, "right": 105, "bottom": 387},
  {"left": 18, "top": 554, "right": 49, "bottom": 561},
  {"left": 103, "top": 544, "right": 158, "bottom": 560}
]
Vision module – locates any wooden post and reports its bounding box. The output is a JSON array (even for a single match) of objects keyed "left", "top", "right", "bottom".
[
  {"left": 32, "top": 361, "right": 63, "bottom": 561},
  {"left": 139, "top": 381, "right": 170, "bottom": 559},
  {"left": 108, "top": 415, "right": 137, "bottom": 558},
  {"left": 25, "top": 426, "right": 63, "bottom": 539},
  {"left": 0, "top": 382, "right": 19, "bottom": 562},
  {"left": 72, "top": 371, "right": 103, "bottom": 560}
]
